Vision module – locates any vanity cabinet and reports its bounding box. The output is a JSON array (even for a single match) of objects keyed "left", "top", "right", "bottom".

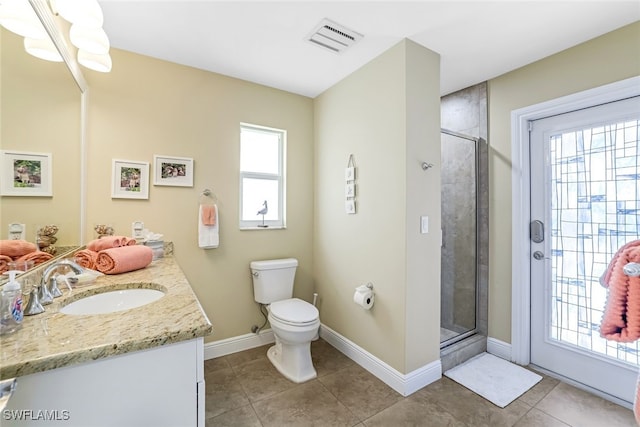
[{"left": 4, "top": 338, "right": 205, "bottom": 427}]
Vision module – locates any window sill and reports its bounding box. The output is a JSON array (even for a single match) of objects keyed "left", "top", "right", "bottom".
[{"left": 240, "top": 226, "right": 286, "bottom": 231}]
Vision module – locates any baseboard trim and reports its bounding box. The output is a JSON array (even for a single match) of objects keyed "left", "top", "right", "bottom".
[
  {"left": 319, "top": 324, "right": 441, "bottom": 397},
  {"left": 204, "top": 329, "right": 275, "bottom": 359},
  {"left": 204, "top": 324, "right": 442, "bottom": 396},
  {"left": 486, "top": 337, "right": 512, "bottom": 361}
]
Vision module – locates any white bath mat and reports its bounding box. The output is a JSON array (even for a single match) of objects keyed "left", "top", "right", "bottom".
[{"left": 444, "top": 352, "right": 542, "bottom": 408}]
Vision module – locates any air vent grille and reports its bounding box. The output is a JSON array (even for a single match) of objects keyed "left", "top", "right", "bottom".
[{"left": 307, "top": 18, "right": 363, "bottom": 53}]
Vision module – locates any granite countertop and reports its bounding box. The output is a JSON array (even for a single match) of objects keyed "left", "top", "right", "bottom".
[{"left": 0, "top": 255, "right": 213, "bottom": 379}]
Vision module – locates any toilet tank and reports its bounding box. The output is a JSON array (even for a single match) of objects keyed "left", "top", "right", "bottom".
[{"left": 250, "top": 258, "right": 298, "bottom": 304}]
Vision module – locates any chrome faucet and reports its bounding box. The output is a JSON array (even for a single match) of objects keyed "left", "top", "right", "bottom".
[
  {"left": 41, "top": 259, "right": 84, "bottom": 294},
  {"left": 24, "top": 259, "right": 85, "bottom": 316}
]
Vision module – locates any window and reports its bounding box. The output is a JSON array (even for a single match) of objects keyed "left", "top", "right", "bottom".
[{"left": 239, "top": 123, "right": 286, "bottom": 229}]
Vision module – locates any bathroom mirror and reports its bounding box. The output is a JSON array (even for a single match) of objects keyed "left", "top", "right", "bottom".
[{"left": 0, "top": 12, "right": 85, "bottom": 280}]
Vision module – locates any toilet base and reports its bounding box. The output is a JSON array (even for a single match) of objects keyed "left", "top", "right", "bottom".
[{"left": 267, "top": 341, "right": 317, "bottom": 383}]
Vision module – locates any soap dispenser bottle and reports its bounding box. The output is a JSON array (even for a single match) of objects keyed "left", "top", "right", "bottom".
[{"left": 0, "top": 270, "right": 24, "bottom": 335}]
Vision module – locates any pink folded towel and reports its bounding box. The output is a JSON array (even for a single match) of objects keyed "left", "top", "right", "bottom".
[
  {"left": 201, "top": 205, "right": 217, "bottom": 226},
  {"left": 74, "top": 249, "right": 99, "bottom": 270},
  {"left": 16, "top": 250, "right": 53, "bottom": 266},
  {"left": 0, "top": 240, "right": 37, "bottom": 258},
  {"left": 95, "top": 245, "right": 153, "bottom": 275},
  {"left": 0, "top": 255, "right": 12, "bottom": 274},
  {"left": 87, "top": 235, "right": 136, "bottom": 252}
]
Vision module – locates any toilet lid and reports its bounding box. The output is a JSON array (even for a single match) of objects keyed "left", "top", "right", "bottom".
[{"left": 270, "top": 298, "right": 319, "bottom": 324}]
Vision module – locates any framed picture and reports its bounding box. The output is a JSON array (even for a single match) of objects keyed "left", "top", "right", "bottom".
[
  {"left": 345, "top": 199, "right": 356, "bottom": 214},
  {"left": 111, "top": 159, "right": 149, "bottom": 199},
  {"left": 345, "top": 166, "right": 355, "bottom": 182},
  {"left": 0, "top": 150, "right": 52, "bottom": 197},
  {"left": 153, "top": 155, "right": 194, "bottom": 187},
  {"left": 345, "top": 183, "right": 356, "bottom": 198}
]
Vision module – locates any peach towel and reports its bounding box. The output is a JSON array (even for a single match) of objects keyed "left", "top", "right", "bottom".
[
  {"left": 0, "top": 240, "right": 37, "bottom": 258},
  {"left": 95, "top": 245, "right": 153, "bottom": 275},
  {"left": 601, "top": 240, "right": 640, "bottom": 289},
  {"left": 87, "top": 236, "right": 136, "bottom": 252},
  {"left": 201, "top": 204, "right": 217, "bottom": 226},
  {"left": 0, "top": 255, "right": 12, "bottom": 274},
  {"left": 599, "top": 241, "right": 640, "bottom": 342},
  {"left": 74, "top": 249, "right": 98, "bottom": 270},
  {"left": 599, "top": 240, "right": 640, "bottom": 423},
  {"left": 16, "top": 251, "right": 53, "bottom": 265}
]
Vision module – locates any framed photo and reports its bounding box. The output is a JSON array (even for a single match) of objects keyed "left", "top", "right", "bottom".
[
  {"left": 0, "top": 150, "right": 52, "bottom": 197},
  {"left": 345, "top": 199, "right": 356, "bottom": 214},
  {"left": 111, "top": 159, "right": 149, "bottom": 199},
  {"left": 153, "top": 155, "right": 194, "bottom": 187},
  {"left": 345, "top": 183, "right": 356, "bottom": 198},
  {"left": 345, "top": 166, "right": 355, "bottom": 182}
]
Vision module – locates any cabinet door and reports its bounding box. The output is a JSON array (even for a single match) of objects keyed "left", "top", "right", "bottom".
[{"left": 4, "top": 339, "right": 202, "bottom": 427}]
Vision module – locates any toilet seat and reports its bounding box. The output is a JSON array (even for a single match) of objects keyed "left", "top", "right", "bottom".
[{"left": 269, "top": 298, "right": 319, "bottom": 326}]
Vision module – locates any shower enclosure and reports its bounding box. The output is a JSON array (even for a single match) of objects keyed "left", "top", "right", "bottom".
[{"left": 440, "top": 129, "right": 479, "bottom": 347}]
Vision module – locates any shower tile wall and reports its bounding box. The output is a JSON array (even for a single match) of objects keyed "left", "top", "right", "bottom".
[{"left": 440, "top": 82, "right": 489, "bottom": 342}]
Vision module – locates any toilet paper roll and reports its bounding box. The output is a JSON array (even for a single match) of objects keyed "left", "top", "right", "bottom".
[{"left": 353, "top": 289, "right": 374, "bottom": 310}]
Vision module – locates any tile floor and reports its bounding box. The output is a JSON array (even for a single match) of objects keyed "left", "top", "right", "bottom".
[{"left": 204, "top": 338, "right": 636, "bottom": 427}]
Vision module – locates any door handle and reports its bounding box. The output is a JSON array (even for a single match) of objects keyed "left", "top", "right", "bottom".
[
  {"left": 533, "top": 251, "right": 545, "bottom": 260},
  {"left": 530, "top": 220, "right": 544, "bottom": 243}
]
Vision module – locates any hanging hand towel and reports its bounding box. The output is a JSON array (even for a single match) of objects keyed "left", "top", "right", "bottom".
[
  {"left": 199, "top": 204, "right": 219, "bottom": 249},
  {"left": 201, "top": 205, "right": 217, "bottom": 226}
]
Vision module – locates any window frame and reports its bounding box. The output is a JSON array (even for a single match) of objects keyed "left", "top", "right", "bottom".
[{"left": 239, "top": 123, "right": 286, "bottom": 229}]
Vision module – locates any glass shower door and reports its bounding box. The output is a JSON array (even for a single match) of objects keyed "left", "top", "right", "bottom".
[{"left": 440, "top": 131, "right": 478, "bottom": 347}]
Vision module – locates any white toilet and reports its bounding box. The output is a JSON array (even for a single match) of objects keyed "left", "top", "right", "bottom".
[{"left": 250, "top": 258, "right": 320, "bottom": 383}]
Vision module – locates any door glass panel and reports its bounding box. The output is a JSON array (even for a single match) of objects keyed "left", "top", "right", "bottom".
[
  {"left": 549, "top": 119, "right": 640, "bottom": 366},
  {"left": 440, "top": 132, "right": 477, "bottom": 345}
]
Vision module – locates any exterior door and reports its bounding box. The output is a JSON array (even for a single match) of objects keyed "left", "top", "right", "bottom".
[{"left": 530, "top": 96, "right": 640, "bottom": 404}]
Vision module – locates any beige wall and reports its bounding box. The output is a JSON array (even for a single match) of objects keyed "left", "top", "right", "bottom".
[
  {"left": 0, "top": 29, "right": 82, "bottom": 246},
  {"left": 83, "top": 48, "right": 314, "bottom": 341},
  {"left": 313, "top": 40, "right": 441, "bottom": 373},
  {"left": 5, "top": 16, "right": 637, "bottom": 369},
  {"left": 487, "top": 22, "right": 640, "bottom": 343}
]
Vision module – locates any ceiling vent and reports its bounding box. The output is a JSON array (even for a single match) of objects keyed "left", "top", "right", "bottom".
[{"left": 306, "top": 18, "right": 363, "bottom": 53}]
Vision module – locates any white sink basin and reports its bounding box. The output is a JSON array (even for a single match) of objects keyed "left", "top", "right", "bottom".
[{"left": 60, "top": 288, "right": 165, "bottom": 315}]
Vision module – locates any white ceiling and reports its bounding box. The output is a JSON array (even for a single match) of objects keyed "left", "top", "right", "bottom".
[{"left": 99, "top": 1, "right": 640, "bottom": 98}]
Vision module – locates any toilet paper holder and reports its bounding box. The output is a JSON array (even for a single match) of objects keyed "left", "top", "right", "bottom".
[{"left": 354, "top": 282, "right": 375, "bottom": 310}]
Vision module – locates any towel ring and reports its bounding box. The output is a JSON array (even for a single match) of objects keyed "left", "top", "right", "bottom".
[{"left": 200, "top": 189, "right": 217, "bottom": 205}]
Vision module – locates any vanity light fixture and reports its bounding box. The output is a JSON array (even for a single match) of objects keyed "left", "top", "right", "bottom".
[
  {"left": 24, "top": 36, "right": 63, "bottom": 62},
  {"left": 78, "top": 49, "right": 112, "bottom": 73},
  {"left": 0, "top": 0, "right": 48, "bottom": 39},
  {"left": 50, "top": 0, "right": 112, "bottom": 72},
  {"left": 69, "top": 24, "right": 110, "bottom": 55},
  {"left": 49, "top": 0, "right": 104, "bottom": 28},
  {"left": 0, "top": 0, "right": 113, "bottom": 72}
]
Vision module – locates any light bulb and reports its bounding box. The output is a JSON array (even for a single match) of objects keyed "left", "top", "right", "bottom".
[
  {"left": 70, "top": 24, "right": 110, "bottom": 55},
  {"left": 0, "top": 0, "right": 48, "bottom": 39},
  {"left": 24, "top": 37, "right": 63, "bottom": 62},
  {"left": 51, "top": 0, "right": 103, "bottom": 28},
  {"left": 78, "top": 49, "right": 112, "bottom": 73}
]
